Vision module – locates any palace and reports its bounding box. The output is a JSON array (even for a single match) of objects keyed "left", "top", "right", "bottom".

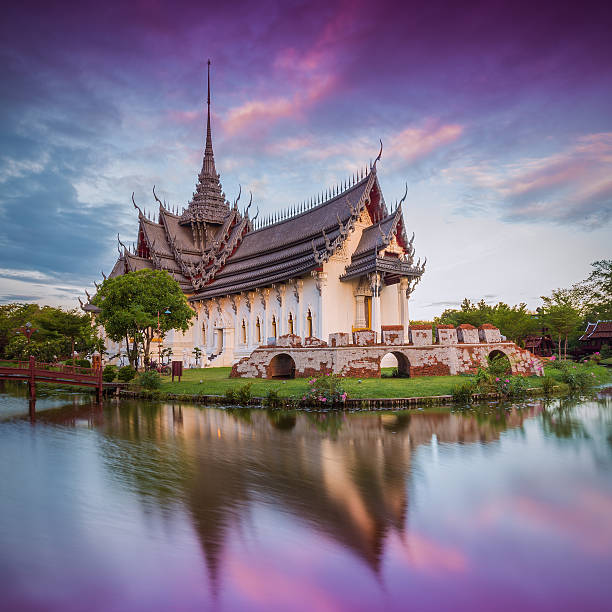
[{"left": 92, "top": 63, "right": 425, "bottom": 368}]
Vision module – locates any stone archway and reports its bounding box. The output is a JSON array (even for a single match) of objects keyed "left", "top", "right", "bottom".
[
  {"left": 269, "top": 353, "right": 296, "bottom": 379},
  {"left": 488, "top": 349, "right": 512, "bottom": 374},
  {"left": 380, "top": 351, "right": 410, "bottom": 377}
]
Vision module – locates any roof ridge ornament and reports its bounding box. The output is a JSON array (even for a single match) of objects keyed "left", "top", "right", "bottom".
[
  {"left": 371, "top": 139, "right": 383, "bottom": 171},
  {"left": 132, "top": 192, "right": 144, "bottom": 217},
  {"left": 152, "top": 185, "right": 163, "bottom": 210}
]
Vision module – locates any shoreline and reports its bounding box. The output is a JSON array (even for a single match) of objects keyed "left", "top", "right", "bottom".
[{"left": 115, "top": 383, "right": 604, "bottom": 410}]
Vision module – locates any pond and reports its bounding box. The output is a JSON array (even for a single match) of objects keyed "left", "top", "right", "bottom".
[{"left": 1, "top": 383, "right": 611, "bottom": 611}]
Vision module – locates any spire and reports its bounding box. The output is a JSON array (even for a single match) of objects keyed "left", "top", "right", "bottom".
[
  {"left": 203, "top": 59, "right": 216, "bottom": 177},
  {"left": 180, "top": 59, "right": 229, "bottom": 226}
]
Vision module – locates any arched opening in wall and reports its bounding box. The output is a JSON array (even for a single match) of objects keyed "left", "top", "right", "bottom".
[
  {"left": 256, "top": 317, "right": 261, "bottom": 343},
  {"left": 241, "top": 319, "right": 247, "bottom": 344},
  {"left": 202, "top": 322, "right": 206, "bottom": 345},
  {"left": 380, "top": 351, "right": 410, "bottom": 378},
  {"left": 288, "top": 312, "right": 294, "bottom": 334},
  {"left": 306, "top": 309, "right": 313, "bottom": 337},
  {"left": 269, "top": 353, "right": 296, "bottom": 379},
  {"left": 271, "top": 315, "right": 277, "bottom": 338},
  {"left": 488, "top": 349, "right": 512, "bottom": 375}
]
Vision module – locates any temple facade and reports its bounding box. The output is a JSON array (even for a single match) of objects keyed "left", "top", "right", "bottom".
[{"left": 95, "top": 64, "right": 425, "bottom": 367}]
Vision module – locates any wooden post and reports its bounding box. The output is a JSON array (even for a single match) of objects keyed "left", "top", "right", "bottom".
[
  {"left": 28, "top": 355, "right": 36, "bottom": 401},
  {"left": 96, "top": 363, "right": 103, "bottom": 403}
]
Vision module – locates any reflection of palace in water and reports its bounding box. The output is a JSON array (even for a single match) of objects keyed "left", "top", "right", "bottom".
[{"left": 34, "top": 400, "right": 542, "bottom": 586}]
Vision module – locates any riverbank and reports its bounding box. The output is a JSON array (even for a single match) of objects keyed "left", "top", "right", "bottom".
[{"left": 111, "top": 362, "right": 612, "bottom": 408}]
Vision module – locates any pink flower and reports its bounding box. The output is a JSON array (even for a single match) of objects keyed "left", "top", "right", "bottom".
[
  {"left": 341, "top": 393, "right": 347, "bottom": 401},
  {"left": 302, "top": 396, "right": 306, "bottom": 400},
  {"left": 495, "top": 377, "right": 500, "bottom": 382},
  {"left": 596, "top": 352, "right": 600, "bottom": 355},
  {"left": 505, "top": 379, "right": 510, "bottom": 383},
  {"left": 321, "top": 397, "right": 327, "bottom": 402},
  {"left": 551, "top": 356, "right": 556, "bottom": 361}
]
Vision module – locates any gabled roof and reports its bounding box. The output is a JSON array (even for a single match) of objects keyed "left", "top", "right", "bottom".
[
  {"left": 189, "top": 171, "right": 380, "bottom": 299},
  {"left": 580, "top": 320, "right": 612, "bottom": 341}
]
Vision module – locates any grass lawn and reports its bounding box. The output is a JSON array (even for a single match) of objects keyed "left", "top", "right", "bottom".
[{"left": 158, "top": 363, "right": 611, "bottom": 399}]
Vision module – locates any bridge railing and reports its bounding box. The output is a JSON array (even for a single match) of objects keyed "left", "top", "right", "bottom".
[{"left": 0, "top": 359, "right": 99, "bottom": 378}]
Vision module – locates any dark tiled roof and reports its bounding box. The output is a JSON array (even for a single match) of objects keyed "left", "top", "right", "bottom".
[
  {"left": 189, "top": 173, "right": 377, "bottom": 299},
  {"left": 580, "top": 320, "right": 612, "bottom": 340}
]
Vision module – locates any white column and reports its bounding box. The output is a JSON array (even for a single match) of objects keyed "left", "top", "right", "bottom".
[
  {"left": 370, "top": 273, "right": 382, "bottom": 342},
  {"left": 355, "top": 294, "right": 367, "bottom": 328},
  {"left": 399, "top": 278, "right": 410, "bottom": 343},
  {"left": 297, "top": 280, "right": 304, "bottom": 339}
]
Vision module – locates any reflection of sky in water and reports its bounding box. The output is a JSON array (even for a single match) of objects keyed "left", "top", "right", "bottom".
[{"left": 0, "top": 386, "right": 611, "bottom": 611}]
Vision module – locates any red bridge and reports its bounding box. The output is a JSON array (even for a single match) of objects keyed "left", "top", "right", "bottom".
[{"left": 0, "top": 356, "right": 103, "bottom": 403}]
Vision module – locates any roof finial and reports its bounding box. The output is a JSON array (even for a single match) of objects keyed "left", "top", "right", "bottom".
[{"left": 372, "top": 139, "right": 383, "bottom": 170}]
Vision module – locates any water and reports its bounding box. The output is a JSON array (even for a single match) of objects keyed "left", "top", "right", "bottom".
[{"left": 1, "top": 383, "right": 611, "bottom": 611}]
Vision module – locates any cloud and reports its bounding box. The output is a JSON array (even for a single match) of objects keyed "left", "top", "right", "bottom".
[
  {"left": 388, "top": 122, "right": 463, "bottom": 163},
  {"left": 451, "top": 132, "right": 612, "bottom": 226}
]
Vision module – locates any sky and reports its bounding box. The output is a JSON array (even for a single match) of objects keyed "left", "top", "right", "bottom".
[{"left": 0, "top": 0, "right": 611, "bottom": 319}]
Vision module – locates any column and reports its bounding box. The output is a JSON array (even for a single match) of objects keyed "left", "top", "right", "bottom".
[
  {"left": 399, "top": 278, "right": 410, "bottom": 343},
  {"left": 369, "top": 273, "right": 382, "bottom": 342},
  {"left": 354, "top": 294, "right": 367, "bottom": 328},
  {"left": 297, "top": 280, "right": 304, "bottom": 339}
]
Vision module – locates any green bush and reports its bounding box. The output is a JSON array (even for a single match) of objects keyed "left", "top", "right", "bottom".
[
  {"left": 558, "top": 363, "right": 596, "bottom": 392},
  {"left": 102, "top": 364, "right": 117, "bottom": 382},
  {"left": 600, "top": 344, "right": 612, "bottom": 359},
  {"left": 117, "top": 365, "right": 137, "bottom": 382},
  {"left": 223, "top": 382, "right": 253, "bottom": 404},
  {"left": 263, "top": 388, "right": 282, "bottom": 408},
  {"left": 452, "top": 380, "right": 476, "bottom": 404},
  {"left": 138, "top": 369, "right": 161, "bottom": 390},
  {"left": 64, "top": 358, "right": 91, "bottom": 368},
  {"left": 541, "top": 375, "right": 556, "bottom": 396}
]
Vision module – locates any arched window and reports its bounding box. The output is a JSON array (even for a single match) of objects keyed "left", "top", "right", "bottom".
[
  {"left": 288, "top": 312, "right": 294, "bottom": 334},
  {"left": 241, "top": 319, "right": 247, "bottom": 344},
  {"left": 202, "top": 322, "right": 206, "bottom": 345},
  {"left": 271, "top": 315, "right": 277, "bottom": 338},
  {"left": 256, "top": 317, "right": 261, "bottom": 343},
  {"left": 306, "top": 309, "right": 313, "bottom": 337}
]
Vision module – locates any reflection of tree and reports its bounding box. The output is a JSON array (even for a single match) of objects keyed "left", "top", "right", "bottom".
[
  {"left": 304, "top": 411, "right": 344, "bottom": 437},
  {"left": 541, "top": 397, "right": 590, "bottom": 440},
  {"left": 266, "top": 408, "right": 296, "bottom": 430}
]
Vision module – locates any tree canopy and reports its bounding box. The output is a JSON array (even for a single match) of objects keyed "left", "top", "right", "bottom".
[
  {"left": 92, "top": 269, "right": 194, "bottom": 368},
  {"left": 0, "top": 304, "right": 99, "bottom": 361},
  {"left": 435, "top": 299, "right": 538, "bottom": 344}
]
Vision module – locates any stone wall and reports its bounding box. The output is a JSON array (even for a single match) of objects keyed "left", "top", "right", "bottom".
[{"left": 231, "top": 323, "right": 542, "bottom": 379}]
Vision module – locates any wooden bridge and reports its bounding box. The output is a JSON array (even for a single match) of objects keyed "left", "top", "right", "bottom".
[{"left": 0, "top": 357, "right": 103, "bottom": 403}]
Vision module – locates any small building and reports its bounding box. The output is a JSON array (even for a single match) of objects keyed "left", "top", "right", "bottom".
[
  {"left": 579, "top": 321, "right": 612, "bottom": 353},
  {"left": 524, "top": 335, "right": 555, "bottom": 357}
]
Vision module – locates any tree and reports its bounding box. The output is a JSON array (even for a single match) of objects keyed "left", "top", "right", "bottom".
[
  {"left": 435, "top": 298, "right": 537, "bottom": 345},
  {"left": 540, "top": 288, "right": 583, "bottom": 359},
  {"left": 580, "top": 260, "right": 612, "bottom": 322},
  {"left": 92, "top": 269, "right": 194, "bottom": 369},
  {"left": 0, "top": 303, "right": 40, "bottom": 357}
]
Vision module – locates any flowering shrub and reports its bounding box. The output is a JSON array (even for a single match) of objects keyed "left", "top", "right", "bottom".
[
  {"left": 303, "top": 373, "right": 347, "bottom": 405},
  {"left": 492, "top": 375, "right": 527, "bottom": 398}
]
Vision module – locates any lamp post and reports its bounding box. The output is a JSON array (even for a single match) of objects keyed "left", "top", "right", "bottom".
[
  {"left": 157, "top": 309, "right": 171, "bottom": 370},
  {"left": 16, "top": 322, "right": 37, "bottom": 359}
]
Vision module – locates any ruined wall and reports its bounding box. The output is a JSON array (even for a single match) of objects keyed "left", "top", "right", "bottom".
[{"left": 231, "top": 324, "right": 542, "bottom": 379}]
